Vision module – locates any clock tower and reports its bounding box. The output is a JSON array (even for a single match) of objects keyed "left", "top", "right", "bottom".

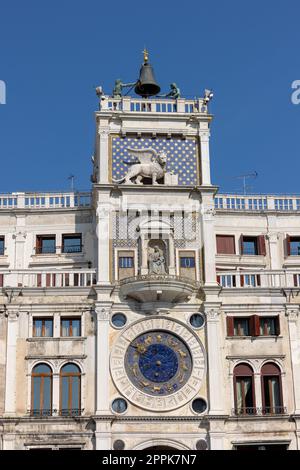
[{"left": 92, "top": 52, "right": 222, "bottom": 450}]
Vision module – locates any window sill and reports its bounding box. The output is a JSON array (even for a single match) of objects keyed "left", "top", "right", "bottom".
[
  {"left": 226, "top": 335, "right": 282, "bottom": 340},
  {"left": 27, "top": 336, "right": 86, "bottom": 342}
]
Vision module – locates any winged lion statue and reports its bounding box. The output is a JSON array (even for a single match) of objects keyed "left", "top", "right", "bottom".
[{"left": 112, "top": 147, "right": 167, "bottom": 185}]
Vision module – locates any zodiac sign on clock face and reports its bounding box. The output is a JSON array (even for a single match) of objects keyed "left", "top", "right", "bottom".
[{"left": 125, "top": 331, "right": 192, "bottom": 396}]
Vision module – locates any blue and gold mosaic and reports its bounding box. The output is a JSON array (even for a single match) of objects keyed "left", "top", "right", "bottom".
[
  {"left": 111, "top": 136, "right": 199, "bottom": 185},
  {"left": 125, "top": 331, "right": 192, "bottom": 396}
]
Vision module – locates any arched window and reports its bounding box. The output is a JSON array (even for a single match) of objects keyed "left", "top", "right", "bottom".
[
  {"left": 261, "top": 363, "right": 283, "bottom": 414},
  {"left": 233, "top": 363, "right": 255, "bottom": 415},
  {"left": 60, "top": 364, "right": 81, "bottom": 416},
  {"left": 31, "top": 364, "right": 52, "bottom": 416}
]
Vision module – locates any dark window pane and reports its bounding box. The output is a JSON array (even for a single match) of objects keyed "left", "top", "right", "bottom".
[
  {"left": 72, "top": 377, "right": 79, "bottom": 409},
  {"left": 72, "top": 320, "right": 81, "bottom": 336},
  {"left": 43, "top": 377, "right": 51, "bottom": 409},
  {"left": 180, "top": 257, "right": 195, "bottom": 268},
  {"left": 234, "top": 318, "right": 250, "bottom": 336},
  {"left": 290, "top": 239, "right": 300, "bottom": 256},
  {"left": 63, "top": 235, "right": 82, "bottom": 253},
  {"left": 119, "top": 257, "right": 134, "bottom": 268},
  {"left": 242, "top": 239, "right": 257, "bottom": 255},
  {"left": 33, "top": 377, "right": 41, "bottom": 410},
  {"left": 61, "top": 319, "right": 70, "bottom": 337},
  {"left": 62, "top": 364, "right": 80, "bottom": 374},
  {"left": 0, "top": 238, "right": 4, "bottom": 255},
  {"left": 260, "top": 318, "right": 276, "bottom": 336},
  {"left": 62, "top": 376, "right": 69, "bottom": 410},
  {"left": 33, "top": 364, "right": 52, "bottom": 374},
  {"left": 34, "top": 320, "right": 43, "bottom": 337},
  {"left": 41, "top": 238, "right": 56, "bottom": 254}
]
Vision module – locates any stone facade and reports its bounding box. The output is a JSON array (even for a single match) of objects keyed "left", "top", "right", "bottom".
[{"left": 0, "top": 91, "right": 300, "bottom": 450}]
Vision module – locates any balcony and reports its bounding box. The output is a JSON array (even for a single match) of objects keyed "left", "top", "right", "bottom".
[
  {"left": 98, "top": 95, "right": 208, "bottom": 115},
  {"left": 232, "top": 406, "right": 287, "bottom": 417},
  {"left": 119, "top": 273, "right": 200, "bottom": 304},
  {"left": 0, "top": 269, "right": 97, "bottom": 289},
  {"left": 29, "top": 408, "right": 83, "bottom": 417},
  {"left": 217, "top": 270, "right": 300, "bottom": 289},
  {"left": 215, "top": 194, "right": 300, "bottom": 212},
  {"left": 0, "top": 191, "right": 91, "bottom": 210}
]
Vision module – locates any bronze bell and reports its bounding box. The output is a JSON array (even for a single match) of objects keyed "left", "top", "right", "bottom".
[{"left": 135, "top": 51, "right": 160, "bottom": 98}]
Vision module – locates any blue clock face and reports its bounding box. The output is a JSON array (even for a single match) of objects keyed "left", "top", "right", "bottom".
[{"left": 125, "top": 331, "right": 192, "bottom": 396}]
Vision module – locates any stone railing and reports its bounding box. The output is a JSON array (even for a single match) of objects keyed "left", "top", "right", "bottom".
[
  {"left": 0, "top": 269, "right": 97, "bottom": 288},
  {"left": 119, "top": 273, "right": 200, "bottom": 288},
  {"left": 217, "top": 270, "right": 300, "bottom": 289},
  {"left": 99, "top": 95, "right": 207, "bottom": 115},
  {"left": 215, "top": 194, "right": 300, "bottom": 212},
  {"left": 0, "top": 191, "right": 91, "bottom": 210}
]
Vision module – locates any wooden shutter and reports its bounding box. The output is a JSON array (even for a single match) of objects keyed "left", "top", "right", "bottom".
[
  {"left": 36, "top": 235, "right": 42, "bottom": 254},
  {"left": 286, "top": 235, "right": 291, "bottom": 256},
  {"left": 0, "top": 274, "right": 3, "bottom": 287},
  {"left": 240, "top": 235, "right": 244, "bottom": 255},
  {"left": 294, "top": 274, "right": 298, "bottom": 287},
  {"left": 250, "top": 315, "right": 260, "bottom": 336},
  {"left": 216, "top": 235, "right": 235, "bottom": 254},
  {"left": 37, "top": 274, "right": 42, "bottom": 287},
  {"left": 258, "top": 235, "right": 266, "bottom": 256},
  {"left": 226, "top": 316, "right": 234, "bottom": 336},
  {"left": 275, "top": 316, "right": 281, "bottom": 336}
]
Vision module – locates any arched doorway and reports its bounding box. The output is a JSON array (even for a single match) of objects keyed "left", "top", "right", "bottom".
[{"left": 134, "top": 440, "right": 189, "bottom": 450}]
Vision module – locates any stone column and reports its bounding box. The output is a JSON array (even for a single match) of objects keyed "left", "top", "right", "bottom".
[
  {"left": 254, "top": 372, "right": 263, "bottom": 410},
  {"left": 95, "top": 420, "right": 112, "bottom": 450},
  {"left": 95, "top": 305, "right": 112, "bottom": 414},
  {"left": 205, "top": 308, "right": 225, "bottom": 415},
  {"left": 199, "top": 131, "right": 211, "bottom": 186},
  {"left": 4, "top": 310, "right": 19, "bottom": 416},
  {"left": 98, "top": 128, "right": 110, "bottom": 184},
  {"left": 97, "top": 197, "right": 111, "bottom": 285},
  {"left": 208, "top": 420, "right": 225, "bottom": 450},
  {"left": 267, "top": 232, "right": 280, "bottom": 270},
  {"left": 201, "top": 195, "right": 217, "bottom": 287},
  {"left": 286, "top": 307, "right": 300, "bottom": 414}
]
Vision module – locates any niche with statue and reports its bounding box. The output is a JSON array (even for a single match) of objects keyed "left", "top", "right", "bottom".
[{"left": 147, "top": 239, "right": 168, "bottom": 275}]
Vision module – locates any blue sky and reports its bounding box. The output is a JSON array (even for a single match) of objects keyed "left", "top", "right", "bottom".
[{"left": 0, "top": 0, "right": 299, "bottom": 194}]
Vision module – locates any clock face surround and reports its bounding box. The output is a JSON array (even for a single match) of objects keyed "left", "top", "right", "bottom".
[
  {"left": 125, "top": 331, "right": 192, "bottom": 396},
  {"left": 110, "top": 317, "right": 206, "bottom": 412}
]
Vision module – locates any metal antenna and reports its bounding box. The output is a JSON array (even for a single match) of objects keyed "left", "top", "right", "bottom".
[
  {"left": 68, "top": 174, "right": 75, "bottom": 191},
  {"left": 233, "top": 171, "right": 258, "bottom": 195}
]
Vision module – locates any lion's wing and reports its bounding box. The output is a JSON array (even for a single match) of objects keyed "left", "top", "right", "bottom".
[{"left": 126, "top": 147, "right": 157, "bottom": 164}]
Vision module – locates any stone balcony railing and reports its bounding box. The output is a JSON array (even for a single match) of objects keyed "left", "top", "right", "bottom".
[
  {"left": 98, "top": 95, "right": 208, "bottom": 115},
  {"left": 217, "top": 270, "right": 300, "bottom": 289},
  {"left": 0, "top": 269, "right": 97, "bottom": 288},
  {"left": 0, "top": 191, "right": 91, "bottom": 210},
  {"left": 215, "top": 194, "right": 300, "bottom": 212}
]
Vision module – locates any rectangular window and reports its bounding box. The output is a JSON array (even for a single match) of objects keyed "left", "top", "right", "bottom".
[
  {"left": 33, "top": 318, "right": 53, "bottom": 337},
  {"left": 263, "top": 376, "right": 281, "bottom": 414},
  {"left": 179, "top": 251, "right": 196, "bottom": 281},
  {"left": 289, "top": 237, "right": 300, "bottom": 256},
  {"left": 118, "top": 250, "right": 135, "bottom": 280},
  {"left": 228, "top": 315, "right": 279, "bottom": 337},
  {"left": 61, "top": 318, "right": 81, "bottom": 337},
  {"left": 241, "top": 236, "right": 258, "bottom": 255},
  {"left": 62, "top": 234, "right": 82, "bottom": 253},
  {"left": 0, "top": 236, "right": 4, "bottom": 255},
  {"left": 119, "top": 257, "right": 134, "bottom": 268},
  {"left": 259, "top": 317, "right": 279, "bottom": 336},
  {"left": 241, "top": 235, "right": 266, "bottom": 256},
  {"left": 233, "top": 318, "right": 250, "bottom": 336},
  {"left": 216, "top": 235, "right": 235, "bottom": 254},
  {"left": 180, "top": 257, "right": 196, "bottom": 268},
  {"left": 36, "top": 235, "right": 56, "bottom": 254}
]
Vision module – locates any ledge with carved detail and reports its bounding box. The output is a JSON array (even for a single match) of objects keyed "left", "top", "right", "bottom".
[
  {"left": 231, "top": 406, "right": 287, "bottom": 418},
  {"left": 119, "top": 273, "right": 201, "bottom": 303}
]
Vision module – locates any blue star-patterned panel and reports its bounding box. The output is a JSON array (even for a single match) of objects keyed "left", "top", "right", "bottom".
[{"left": 110, "top": 136, "right": 199, "bottom": 186}]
